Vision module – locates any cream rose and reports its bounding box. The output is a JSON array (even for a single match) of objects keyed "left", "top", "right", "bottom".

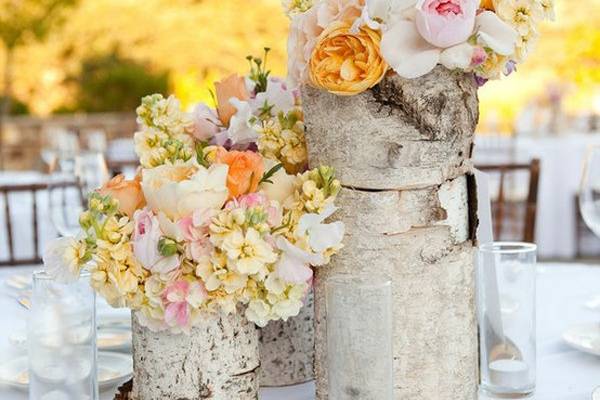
[
  {"left": 141, "top": 163, "right": 229, "bottom": 221},
  {"left": 259, "top": 159, "right": 297, "bottom": 204}
]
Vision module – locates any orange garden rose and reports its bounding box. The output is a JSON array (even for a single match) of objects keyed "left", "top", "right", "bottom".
[
  {"left": 309, "top": 21, "right": 388, "bottom": 96},
  {"left": 215, "top": 148, "right": 265, "bottom": 199},
  {"left": 215, "top": 74, "right": 250, "bottom": 126},
  {"left": 98, "top": 174, "right": 146, "bottom": 218},
  {"left": 480, "top": 0, "right": 495, "bottom": 10}
]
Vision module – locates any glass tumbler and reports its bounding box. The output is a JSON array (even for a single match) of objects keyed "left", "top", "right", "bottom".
[
  {"left": 325, "top": 274, "right": 393, "bottom": 400},
  {"left": 478, "top": 242, "right": 537, "bottom": 398},
  {"left": 28, "top": 270, "right": 98, "bottom": 400}
]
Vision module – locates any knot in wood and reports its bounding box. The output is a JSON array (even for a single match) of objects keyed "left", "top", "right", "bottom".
[{"left": 387, "top": 143, "right": 404, "bottom": 168}]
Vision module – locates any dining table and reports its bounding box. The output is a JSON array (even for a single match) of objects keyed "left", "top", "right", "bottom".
[{"left": 1, "top": 262, "right": 599, "bottom": 400}]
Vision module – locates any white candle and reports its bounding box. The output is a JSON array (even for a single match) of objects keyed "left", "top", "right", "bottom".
[{"left": 489, "top": 359, "right": 529, "bottom": 388}]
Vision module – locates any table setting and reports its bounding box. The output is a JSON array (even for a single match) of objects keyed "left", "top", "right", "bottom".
[{"left": 3, "top": 1, "right": 600, "bottom": 400}]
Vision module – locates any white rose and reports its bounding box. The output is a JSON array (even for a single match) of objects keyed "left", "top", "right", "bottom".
[
  {"left": 142, "top": 162, "right": 229, "bottom": 221},
  {"left": 259, "top": 159, "right": 297, "bottom": 203}
]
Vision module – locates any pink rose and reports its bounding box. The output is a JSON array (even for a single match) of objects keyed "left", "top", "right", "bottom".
[
  {"left": 133, "top": 208, "right": 180, "bottom": 274},
  {"left": 163, "top": 280, "right": 207, "bottom": 330},
  {"left": 415, "top": 0, "right": 478, "bottom": 48},
  {"left": 190, "top": 103, "right": 222, "bottom": 141}
]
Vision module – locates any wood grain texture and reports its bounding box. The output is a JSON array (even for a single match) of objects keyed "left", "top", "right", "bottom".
[
  {"left": 130, "top": 311, "right": 259, "bottom": 400},
  {"left": 304, "top": 67, "right": 479, "bottom": 400}
]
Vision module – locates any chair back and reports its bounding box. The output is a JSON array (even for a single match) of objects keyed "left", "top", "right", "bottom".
[
  {"left": 0, "top": 183, "right": 48, "bottom": 266},
  {"left": 477, "top": 159, "right": 541, "bottom": 243}
]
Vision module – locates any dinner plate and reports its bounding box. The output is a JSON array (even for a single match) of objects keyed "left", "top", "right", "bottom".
[
  {"left": 8, "top": 328, "right": 132, "bottom": 353},
  {"left": 0, "top": 351, "right": 132, "bottom": 391},
  {"left": 562, "top": 323, "right": 600, "bottom": 356},
  {"left": 97, "top": 328, "right": 132, "bottom": 352},
  {"left": 4, "top": 274, "right": 31, "bottom": 291}
]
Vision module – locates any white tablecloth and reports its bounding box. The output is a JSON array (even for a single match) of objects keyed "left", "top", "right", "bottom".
[
  {"left": 1, "top": 263, "right": 599, "bottom": 400},
  {"left": 474, "top": 134, "right": 600, "bottom": 259}
]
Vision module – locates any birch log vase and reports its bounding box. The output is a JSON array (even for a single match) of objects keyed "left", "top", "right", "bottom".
[
  {"left": 130, "top": 311, "right": 260, "bottom": 400},
  {"left": 303, "top": 66, "right": 480, "bottom": 400},
  {"left": 258, "top": 291, "right": 314, "bottom": 386}
]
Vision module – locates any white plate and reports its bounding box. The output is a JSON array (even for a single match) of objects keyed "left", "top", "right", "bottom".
[
  {"left": 97, "top": 313, "right": 131, "bottom": 331},
  {"left": 97, "top": 329, "right": 132, "bottom": 352},
  {"left": 562, "top": 323, "right": 600, "bottom": 356},
  {"left": 4, "top": 274, "right": 31, "bottom": 291},
  {"left": 0, "top": 351, "right": 132, "bottom": 391},
  {"left": 8, "top": 328, "right": 132, "bottom": 353}
]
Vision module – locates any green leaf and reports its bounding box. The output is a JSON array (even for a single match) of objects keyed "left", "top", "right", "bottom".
[
  {"left": 259, "top": 163, "right": 284, "bottom": 185},
  {"left": 195, "top": 141, "right": 210, "bottom": 167}
]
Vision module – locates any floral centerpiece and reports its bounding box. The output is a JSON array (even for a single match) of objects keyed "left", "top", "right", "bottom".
[
  {"left": 44, "top": 52, "right": 344, "bottom": 399},
  {"left": 45, "top": 51, "right": 344, "bottom": 333},
  {"left": 281, "top": 1, "right": 554, "bottom": 399},
  {"left": 285, "top": 0, "right": 554, "bottom": 94}
]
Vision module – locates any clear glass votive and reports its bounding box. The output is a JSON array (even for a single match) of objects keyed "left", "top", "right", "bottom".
[
  {"left": 326, "top": 274, "right": 393, "bottom": 400},
  {"left": 28, "top": 270, "right": 98, "bottom": 400},
  {"left": 478, "top": 242, "right": 537, "bottom": 398}
]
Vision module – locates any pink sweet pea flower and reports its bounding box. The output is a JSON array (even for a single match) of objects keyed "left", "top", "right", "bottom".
[
  {"left": 190, "top": 103, "right": 223, "bottom": 141},
  {"left": 163, "top": 280, "right": 207, "bottom": 330},
  {"left": 133, "top": 208, "right": 180, "bottom": 274},
  {"left": 177, "top": 209, "right": 215, "bottom": 262},
  {"left": 415, "top": 0, "right": 478, "bottom": 49}
]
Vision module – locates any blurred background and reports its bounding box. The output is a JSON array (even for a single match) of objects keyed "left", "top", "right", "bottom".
[{"left": 0, "top": 0, "right": 599, "bottom": 263}]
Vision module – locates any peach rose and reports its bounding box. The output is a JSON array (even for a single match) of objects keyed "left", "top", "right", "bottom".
[
  {"left": 309, "top": 21, "right": 388, "bottom": 96},
  {"left": 98, "top": 174, "right": 146, "bottom": 218},
  {"left": 215, "top": 74, "right": 250, "bottom": 127},
  {"left": 215, "top": 148, "right": 264, "bottom": 199}
]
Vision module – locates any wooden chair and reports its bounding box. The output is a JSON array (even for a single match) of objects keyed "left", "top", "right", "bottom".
[
  {"left": 0, "top": 183, "right": 49, "bottom": 266},
  {"left": 0, "top": 181, "right": 82, "bottom": 267},
  {"left": 477, "top": 159, "right": 541, "bottom": 243}
]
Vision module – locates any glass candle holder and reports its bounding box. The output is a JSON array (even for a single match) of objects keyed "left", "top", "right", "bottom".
[
  {"left": 325, "top": 274, "right": 393, "bottom": 400},
  {"left": 478, "top": 242, "right": 537, "bottom": 398},
  {"left": 28, "top": 270, "right": 98, "bottom": 400}
]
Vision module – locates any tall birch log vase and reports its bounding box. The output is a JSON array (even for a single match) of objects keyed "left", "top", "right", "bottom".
[
  {"left": 129, "top": 310, "right": 260, "bottom": 400},
  {"left": 303, "top": 66, "right": 480, "bottom": 400}
]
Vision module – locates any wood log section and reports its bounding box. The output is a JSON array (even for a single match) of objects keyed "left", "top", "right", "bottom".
[
  {"left": 130, "top": 310, "right": 259, "bottom": 400},
  {"left": 303, "top": 66, "right": 480, "bottom": 400},
  {"left": 259, "top": 291, "right": 315, "bottom": 386}
]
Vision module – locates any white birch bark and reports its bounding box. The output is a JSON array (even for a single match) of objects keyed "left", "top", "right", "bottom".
[
  {"left": 259, "top": 291, "right": 314, "bottom": 386},
  {"left": 130, "top": 311, "right": 260, "bottom": 400},
  {"left": 303, "top": 67, "right": 480, "bottom": 400}
]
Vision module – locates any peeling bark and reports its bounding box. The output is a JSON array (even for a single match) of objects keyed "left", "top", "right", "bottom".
[
  {"left": 259, "top": 291, "right": 314, "bottom": 386},
  {"left": 303, "top": 67, "right": 479, "bottom": 400},
  {"left": 130, "top": 311, "right": 259, "bottom": 400}
]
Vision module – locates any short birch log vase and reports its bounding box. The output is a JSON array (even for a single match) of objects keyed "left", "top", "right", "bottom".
[
  {"left": 303, "top": 66, "right": 480, "bottom": 400},
  {"left": 259, "top": 291, "right": 314, "bottom": 386},
  {"left": 130, "top": 311, "right": 260, "bottom": 400}
]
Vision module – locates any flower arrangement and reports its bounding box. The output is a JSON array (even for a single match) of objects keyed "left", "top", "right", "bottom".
[
  {"left": 44, "top": 51, "right": 344, "bottom": 333},
  {"left": 285, "top": 0, "right": 555, "bottom": 95}
]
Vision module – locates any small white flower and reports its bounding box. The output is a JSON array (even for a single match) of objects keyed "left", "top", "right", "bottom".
[
  {"left": 246, "top": 299, "right": 272, "bottom": 327},
  {"left": 297, "top": 205, "right": 345, "bottom": 253},
  {"left": 226, "top": 99, "right": 259, "bottom": 145},
  {"left": 221, "top": 228, "right": 278, "bottom": 275},
  {"left": 43, "top": 237, "right": 84, "bottom": 283}
]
